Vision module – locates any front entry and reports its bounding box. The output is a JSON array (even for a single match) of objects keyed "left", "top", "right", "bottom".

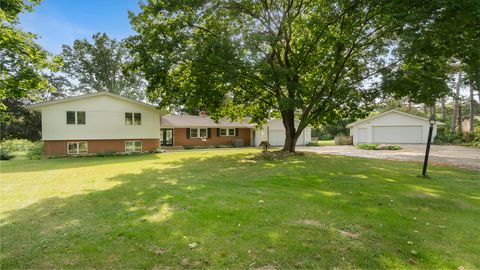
[{"left": 160, "top": 129, "right": 174, "bottom": 146}]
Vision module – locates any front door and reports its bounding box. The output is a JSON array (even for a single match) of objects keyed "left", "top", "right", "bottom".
[{"left": 160, "top": 129, "right": 174, "bottom": 146}]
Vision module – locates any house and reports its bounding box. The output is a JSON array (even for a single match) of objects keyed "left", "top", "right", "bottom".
[
  {"left": 27, "top": 92, "right": 311, "bottom": 155},
  {"left": 347, "top": 110, "right": 444, "bottom": 145}
]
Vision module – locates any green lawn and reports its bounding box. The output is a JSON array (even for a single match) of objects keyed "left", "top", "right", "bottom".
[{"left": 1, "top": 149, "right": 479, "bottom": 269}]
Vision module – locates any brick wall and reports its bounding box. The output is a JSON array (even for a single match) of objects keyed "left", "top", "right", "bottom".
[
  {"left": 172, "top": 128, "right": 252, "bottom": 146},
  {"left": 44, "top": 139, "right": 160, "bottom": 156}
]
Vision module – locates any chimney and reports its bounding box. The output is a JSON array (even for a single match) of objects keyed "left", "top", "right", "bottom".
[{"left": 199, "top": 111, "right": 206, "bottom": 118}]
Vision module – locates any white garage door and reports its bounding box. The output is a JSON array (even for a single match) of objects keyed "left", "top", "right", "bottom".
[
  {"left": 372, "top": 126, "right": 423, "bottom": 144},
  {"left": 269, "top": 130, "right": 305, "bottom": 146}
]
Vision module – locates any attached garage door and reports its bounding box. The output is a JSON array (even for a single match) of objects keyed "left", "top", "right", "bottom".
[
  {"left": 269, "top": 130, "right": 305, "bottom": 146},
  {"left": 372, "top": 126, "right": 423, "bottom": 144}
]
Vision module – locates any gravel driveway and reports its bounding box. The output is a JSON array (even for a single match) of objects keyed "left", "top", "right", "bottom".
[{"left": 297, "top": 144, "right": 480, "bottom": 171}]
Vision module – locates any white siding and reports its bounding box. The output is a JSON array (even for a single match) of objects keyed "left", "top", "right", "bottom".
[
  {"left": 40, "top": 95, "right": 161, "bottom": 140},
  {"left": 349, "top": 111, "right": 438, "bottom": 145},
  {"left": 254, "top": 119, "right": 311, "bottom": 146}
]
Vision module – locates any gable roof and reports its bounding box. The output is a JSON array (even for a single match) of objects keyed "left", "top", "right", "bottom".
[
  {"left": 26, "top": 92, "right": 158, "bottom": 110},
  {"left": 161, "top": 115, "right": 253, "bottom": 128},
  {"left": 346, "top": 110, "right": 445, "bottom": 128}
]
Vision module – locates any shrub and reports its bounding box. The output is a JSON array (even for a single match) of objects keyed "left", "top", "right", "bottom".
[
  {"left": 381, "top": 144, "right": 401, "bottom": 150},
  {"left": 0, "top": 139, "right": 35, "bottom": 152},
  {"left": 27, "top": 142, "right": 44, "bottom": 159},
  {"left": 306, "top": 141, "right": 319, "bottom": 146},
  {"left": 215, "top": 144, "right": 233, "bottom": 148},
  {"left": 357, "top": 144, "right": 379, "bottom": 150},
  {"left": 319, "top": 134, "right": 333, "bottom": 140},
  {"left": 462, "top": 132, "right": 475, "bottom": 143},
  {"left": 0, "top": 147, "right": 14, "bottom": 160},
  {"left": 183, "top": 145, "right": 194, "bottom": 149}
]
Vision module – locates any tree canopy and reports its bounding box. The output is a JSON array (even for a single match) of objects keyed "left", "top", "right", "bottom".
[
  {"left": 61, "top": 33, "right": 146, "bottom": 101},
  {"left": 0, "top": 0, "right": 61, "bottom": 109},
  {"left": 128, "top": 0, "right": 445, "bottom": 151}
]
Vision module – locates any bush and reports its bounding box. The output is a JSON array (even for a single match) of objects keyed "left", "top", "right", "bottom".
[
  {"left": 251, "top": 150, "right": 303, "bottom": 161},
  {"left": 380, "top": 144, "right": 401, "bottom": 150},
  {"left": 306, "top": 141, "right": 319, "bottom": 146},
  {"left": 357, "top": 144, "right": 379, "bottom": 150},
  {"left": 434, "top": 132, "right": 462, "bottom": 144},
  {"left": 26, "top": 142, "right": 44, "bottom": 159},
  {"left": 0, "top": 147, "right": 14, "bottom": 160},
  {"left": 462, "top": 132, "right": 475, "bottom": 143},
  {"left": 319, "top": 134, "right": 333, "bottom": 140},
  {"left": 183, "top": 145, "right": 194, "bottom": 149},
  {"left": 0, "top": 139, "right": 35, "bottom": 152},
  {"left": 357, "top": 144, "right": 401, "bottom": 150}
]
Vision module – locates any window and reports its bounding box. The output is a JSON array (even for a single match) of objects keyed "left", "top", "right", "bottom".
[
  {"left": 67, "top": 111, "right": 75, "bottom": 124},
  {"left": 190, "top": 128, "right": 207, "bottom": 138},
  {"left": 125, "top": 141, "right": 142, "bottom": 152},
  {"left": 66, "top": 111, "right": 86, "bottom": 125},
  {"left": 125, "top": 112, "right": 141, "bottom": 125},
  {"left": 220, "top": 128, "right": 236, "bottom": 136},
  {"left": 67, "top": 142, "right": 88, "bottom": 155},
  {"left": 77, "top": 111, "right": 86, "bottom": 124}
]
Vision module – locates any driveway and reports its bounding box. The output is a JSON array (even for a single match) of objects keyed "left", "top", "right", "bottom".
[{"left": 297, "top": 144, "right": 480, "bottom": 171}]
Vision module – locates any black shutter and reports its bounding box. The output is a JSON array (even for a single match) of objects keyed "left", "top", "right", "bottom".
[
  {"left": 216, "top": 128, "right": 220, "bottom": 137},
  {"left": 208, "top": 128, "right": 212, "bottom": 138},
  {"left": 186, "top": 128, "right": 190, "bottom": 139},
  {"left": 235, "top": 128, "right": 240, "bottom": 137}
]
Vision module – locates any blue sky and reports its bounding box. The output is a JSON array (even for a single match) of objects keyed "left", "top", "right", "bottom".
[{"left": 20, "top": 0, "right": 141, "bottom": 54}]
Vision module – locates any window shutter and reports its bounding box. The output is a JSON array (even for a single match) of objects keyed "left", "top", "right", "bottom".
[
  {"left": 216, "top": 128, "right": 220, "bottom": 137},
  {"left": 207, "top": 128, "right": 211, "bottom": 138},
  {"left": 186, "top": 128, "right": 190, "bottom": 139},
  {"left": 235, "top": 128, "right": 240, "bottom": 137}
]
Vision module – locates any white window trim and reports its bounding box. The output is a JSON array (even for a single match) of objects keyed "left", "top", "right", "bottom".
[
  {"left": 190, "top": 128, "right": 208, "bottom": 138},
  {"left": 220, "top": 128, "right": 236, "bottom": 136},
  {"left": 67, "top": 111, "right": 86, "bottom": 125},
  {"left": 125, "top": 140, "right": 143, "bottom": 152},
  {"left": 67, "top": 141, "right": 88, "bottom": 155},
  {"left": 125, "top": 112, "right": 142, "bottom": 126}
]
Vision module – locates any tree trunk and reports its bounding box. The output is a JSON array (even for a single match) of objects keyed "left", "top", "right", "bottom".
[
  {"left": 457, "top": 103, "right": 463, "bottom": 135},
  {"left": 440, "top": 97, "right": 446, "bottom": 120},
  {"left": 470, "top": 84, "right": 475, "bottom": 133},
  {"left": 282, "top": 112, "right": 298, "bottom": 153},
  {"left": 281, "top": 110, "right": 299, "bottom": 153},
  {"left": 452, "top": 72, "right": 462, "bottom": 133}
]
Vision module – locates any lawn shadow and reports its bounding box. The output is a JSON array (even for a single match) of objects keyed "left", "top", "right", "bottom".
[{"left": 1, "top": 152, "right": 479, "bottom": 269}]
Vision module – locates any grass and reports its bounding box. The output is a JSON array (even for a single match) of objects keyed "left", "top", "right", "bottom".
[{"left": 1, "top": 149, "right": 479, "bottom": 269}]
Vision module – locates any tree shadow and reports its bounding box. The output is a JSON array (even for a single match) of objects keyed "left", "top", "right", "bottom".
[{"left": 1, "top": 152, "right": 479, "bottom": 269}]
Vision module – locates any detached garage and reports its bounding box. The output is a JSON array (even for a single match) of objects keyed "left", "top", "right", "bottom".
[
  {"left": 254, "top": 119, "right": 312, "bottom": 146},
  {"left": 348, "top": 110, "right": 444, "bottom": 145}
]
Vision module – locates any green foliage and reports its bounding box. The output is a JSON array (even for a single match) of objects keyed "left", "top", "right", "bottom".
[
  {"left": 61, "top": 33, "right": 145, "bottom": 100},
  {"left": 382, "top": 145, "right": 401, "bottom": 150},
  {"left": 357, "top": 144, "right": 379, "bottom": 150},
  {"left": 0, "top": 0, "right": 61, "bottom": 109},
  {"left": 127, "top": 0, "right": 441, "bottom": 151},
  {"left": 357, "top": 144, "right": 401, "bottom": 150},
  {"left": 26, "top": 142, "right": 43, "bottom": 159},
  {"left": 0, "top": 99, "right": 41, "bottom": 141},
  {"left": 0, "top": 139, "right": 35, "bottom": 152},
  {"left": 0, "top": 147, "right": 14, "bottom": 160}
]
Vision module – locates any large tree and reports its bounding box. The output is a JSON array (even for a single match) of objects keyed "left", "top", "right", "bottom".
[
  {"left": 0, "top": 0, "right": 61, "bottom": 109},
  {"left": 128, "top": 0, "right": 446, "bottom": 152},
  {"left": 61, "top": 33, "right": 146, "bottom": 101}
]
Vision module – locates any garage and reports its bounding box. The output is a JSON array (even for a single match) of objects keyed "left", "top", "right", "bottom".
[
  {"left": 372, "top": 126, "right": 423, "bottom": 144},
  {"left": 254, "top": 119, "right": 311, "bottom": 146},
  {"left": 347, "top": 110, "right": 444, "bottom": 145}
]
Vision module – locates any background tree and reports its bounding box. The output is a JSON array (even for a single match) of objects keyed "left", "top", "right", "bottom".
[
  {"left": 128, "top": 0, "right": 441, "bottom": 152},
  {"left": 0, "top": 0, "right": 61, "bottom": 109},
  {"left": 61, "top": 33, "right": 146, "bottom": 100}
]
